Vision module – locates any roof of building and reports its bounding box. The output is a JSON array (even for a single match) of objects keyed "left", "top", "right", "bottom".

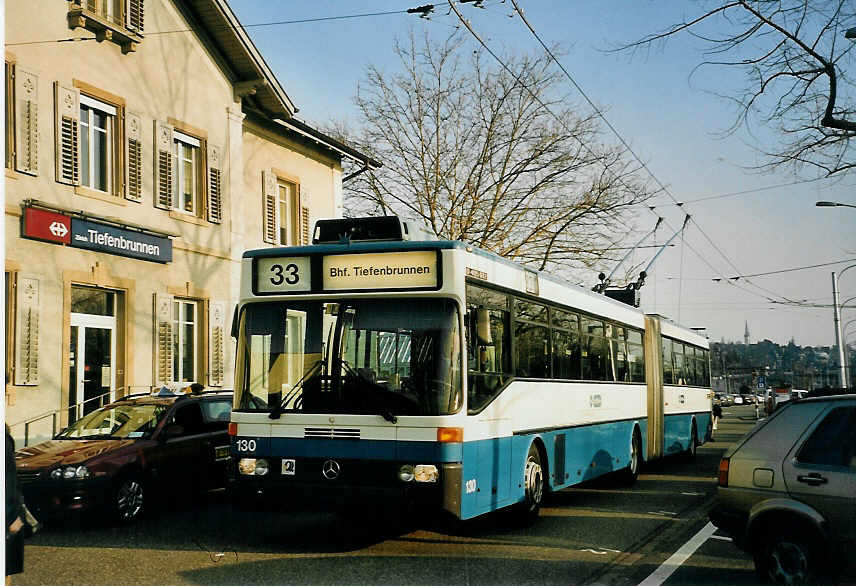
[{"left": 178, "top": 0, "right": 379, "bottom": 168}]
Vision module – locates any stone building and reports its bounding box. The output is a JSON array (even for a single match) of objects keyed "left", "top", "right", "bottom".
[{"left": 4, "top": 0, "right": 377, "bottom": 443}]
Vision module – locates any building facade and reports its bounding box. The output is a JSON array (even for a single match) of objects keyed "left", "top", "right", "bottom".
[{"left": 4, "top": 0, "right": 376, "bottom": 443}]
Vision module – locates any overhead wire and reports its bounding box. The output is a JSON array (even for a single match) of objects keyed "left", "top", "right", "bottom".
[
  {"left": 6, "top": 7, "right": 414, "bottom": 46},
  {"left": 508, "top": 0, "right": 815, "bottom": 309}
]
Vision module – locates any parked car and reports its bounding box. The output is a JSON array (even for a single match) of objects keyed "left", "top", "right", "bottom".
[
  {"left": 15, "top": 390, "right": 233, "bottom": 523},
  {"left": 732, "top": 394, "right": 744, "bottom": 405},
  {"left": 710, "top": 394, "right": 856, "bottom": 584}
]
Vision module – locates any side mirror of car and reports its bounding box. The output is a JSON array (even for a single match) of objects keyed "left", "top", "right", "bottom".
[{"left": 160, "top": 423, "right": 184, "bottom": 441}]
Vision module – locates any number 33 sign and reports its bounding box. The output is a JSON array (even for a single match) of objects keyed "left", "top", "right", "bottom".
[{"left": 255, "top": 257, "right": 311, "bottom": 293}]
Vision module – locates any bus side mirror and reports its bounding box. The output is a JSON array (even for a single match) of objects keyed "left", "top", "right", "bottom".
[{"left": 476, "top": 308, "right": 493, "bottom": 346}]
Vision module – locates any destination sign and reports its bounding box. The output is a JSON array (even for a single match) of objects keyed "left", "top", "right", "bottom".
[{"left": 323, "top": 251, "right": 438, "bottom": 291}]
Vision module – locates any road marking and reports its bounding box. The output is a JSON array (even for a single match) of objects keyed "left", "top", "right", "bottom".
[
  {"left": 709, "top": 535, "right": 732, "bottom": 542},
  {"left": 638, "top": 521, "right": 717, "bottom": 586},
  {"left": 647, "top": 511, "right": 677, "bottom": 516},
  {"left": 581, "top": 549, "right": 610, "bottom": 555},
  {"left": 680, "top": 492, "right": 705, "bottom": 496}
]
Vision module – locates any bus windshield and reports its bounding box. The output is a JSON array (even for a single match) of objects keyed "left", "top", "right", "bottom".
[{"left": 234, "top": 298, "right": 462, "bottom": 417}]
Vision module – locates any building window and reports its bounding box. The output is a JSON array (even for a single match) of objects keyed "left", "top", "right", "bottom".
[
  {"left": 277, "top": 179, "right": 300, "bottom": 245},
  {"left": 172, "top": 299, "right": 198, "bottom": 384},
  {"left": 173, "top": 131, "right": 199, "bottom": 214},
  {"left": 67, "top": 0, "right": 144, "bottom": 55},
  {"left": 80, "top": 95, "right": 116, "bottom": 193}
]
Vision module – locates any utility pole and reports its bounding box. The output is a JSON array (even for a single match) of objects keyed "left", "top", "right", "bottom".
[{"left": 832, "top": 272, "right": 848, "bottom": 389}]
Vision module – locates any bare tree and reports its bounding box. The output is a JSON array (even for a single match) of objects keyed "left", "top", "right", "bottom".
[
  {"left": 341, "top": 31, "right": 653, "bottom": 275},
  {"left": 619, "top": 0, "right": 856, "bottom": 177}
]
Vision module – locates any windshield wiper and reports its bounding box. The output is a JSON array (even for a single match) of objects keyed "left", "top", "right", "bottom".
[
  {"left": 339, "top": 359, "right": 398, "bottom": 424},
  {"left": 269, "top": 360, "right": 325, "bottom": 420}
]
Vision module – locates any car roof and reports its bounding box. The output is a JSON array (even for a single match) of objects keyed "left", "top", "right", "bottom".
[{"left": 109, "top": 390, "right": 233, "bottom": 407}]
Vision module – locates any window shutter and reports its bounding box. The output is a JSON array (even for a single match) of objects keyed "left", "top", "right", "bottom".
[
  {"left": 153, "top": 120, "right": 173, "bottom": 210},
  {"left": 125, "top": 110, "right": 143, "bottom": 202},
  {"left": 208, "top": 301, "right": 226, "bottom": 387},
  {"left": 125, "top": 0, "right": 144, "bottom": 32},
  {"left": 85, "top": 0, "right": 97, "bottom": 12},
  {"left": 54, "top": 82, "right": 80, "bottom": 185},
  {"left": 298, "top": 187, "right": 310, "bottom": 245},
  {"left": 206, "top": 143, "right": 223, "bottom": 224},
  {"left": 262, "top": 170, "right": 277, "bottom": 244},
  {"left": 14, "top": 68, "right": 39, "bottom": 176},
  {"left": 14, "top": 276, "right": 40, "bottom": 386},
  {"left": 154, "top": 293, "right": 174, "bottom": 386}
]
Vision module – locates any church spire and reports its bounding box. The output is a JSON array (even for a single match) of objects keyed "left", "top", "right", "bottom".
[{"left": 744, "top": 321, "right": 750, "bottom": 345}]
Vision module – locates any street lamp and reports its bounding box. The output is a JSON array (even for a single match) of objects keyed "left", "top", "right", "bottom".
[
  {"left": 832, "top": 264, "right": 856, "bottom": 389},
  {"left": 816, "top": 201, "right": 856, "bottom": 209}
]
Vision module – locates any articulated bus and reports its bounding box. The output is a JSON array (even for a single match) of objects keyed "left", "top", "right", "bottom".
[{"left": 229, "top": 216, "right": 712, "bottom": 522}]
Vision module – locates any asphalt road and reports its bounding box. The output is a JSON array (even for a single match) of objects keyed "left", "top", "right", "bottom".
[{"left": 16, "top": 407, "right": 769, "bottom": 586}]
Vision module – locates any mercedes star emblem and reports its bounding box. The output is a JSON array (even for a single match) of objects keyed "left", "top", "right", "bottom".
[{"left": 321, "top": 459, "right": 341, "bottom": 480}]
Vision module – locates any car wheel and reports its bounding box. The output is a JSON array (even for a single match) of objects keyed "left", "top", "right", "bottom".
[
  {"left": 114, "top": 474, "right": 145, "bottom": 523},
  {"left": 755, "top": 532, "right": 816, "bottom": 585},
  {"left": 620, "top": 429, "right": 641, "bottom": 485},
  {"left": 513, "top": 443, "right": 544, "bottom": 526}
]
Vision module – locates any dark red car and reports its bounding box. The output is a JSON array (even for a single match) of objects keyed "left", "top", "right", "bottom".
[{"left": 15, "top": 391, "right": 233, "bottom": 523}]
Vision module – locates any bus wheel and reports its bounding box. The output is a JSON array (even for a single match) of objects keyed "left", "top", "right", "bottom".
[
  {"left": 513, "top": 443, "right": 544, "bottom": 526},
  {"left": 620, "top": 430, "right": 641, "bottom": 485},
  {"left": 685, "top": 422, "right": 698, "bottom": 460}
]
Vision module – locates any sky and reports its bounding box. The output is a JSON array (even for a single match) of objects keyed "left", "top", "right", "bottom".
[{"left": 227, "top": 0, "right": 856, "bottom": 347}]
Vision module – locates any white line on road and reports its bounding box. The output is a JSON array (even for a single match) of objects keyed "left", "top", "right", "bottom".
[
  {"left": 638, "top": 521, "right": 718, "bottom": 586},
  {"left": 709, "top": 535, "right": 732, "bottom": 542}
]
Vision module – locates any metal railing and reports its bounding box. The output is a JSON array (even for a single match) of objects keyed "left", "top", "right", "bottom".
[{"left": 10, "top": 387, "right": 153, "bottom": 446}]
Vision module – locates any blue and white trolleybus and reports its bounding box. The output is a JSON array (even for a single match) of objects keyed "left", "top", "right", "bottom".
[{"left": 229, "top": 216, "right": 712, "bottom": 522}]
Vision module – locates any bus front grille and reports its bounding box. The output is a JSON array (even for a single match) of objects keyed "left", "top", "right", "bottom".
[{"left": 304, "top": 427, "right": 361, "bottom": 440}]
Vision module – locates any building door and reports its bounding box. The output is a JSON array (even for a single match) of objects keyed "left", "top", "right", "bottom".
[{"left": 69, "top": 287, "right": 117, "bottom": 421}]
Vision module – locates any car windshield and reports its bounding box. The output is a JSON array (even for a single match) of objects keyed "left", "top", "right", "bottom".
[
  {"left": 234, "top": 298, "right": 462, "bottom": 417},
  {"left": 56, "top": 403, "right": 170, "bottom": 439}
]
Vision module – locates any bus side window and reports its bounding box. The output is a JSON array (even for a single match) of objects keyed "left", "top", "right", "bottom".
[{"left": 467, "top": 305, "right": 509, "bottom": 412}]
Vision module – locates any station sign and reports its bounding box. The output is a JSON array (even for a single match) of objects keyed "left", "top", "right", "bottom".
[
  {"left": 71, "top": 219, "right": 172, "bottom": 263},
  {"left": 21, "top": 205, "right": 172, "bottom": 263}
]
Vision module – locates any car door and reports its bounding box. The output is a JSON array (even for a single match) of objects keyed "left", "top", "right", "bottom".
[
  {"left": 782, "top": 403, "right": 856, "bottom": 544},
  {"left": 158, "top": 402, "right": 209, "bottom": 494},
  {"left": 198, "top": 397, "right": 233, "bottom": 489}
]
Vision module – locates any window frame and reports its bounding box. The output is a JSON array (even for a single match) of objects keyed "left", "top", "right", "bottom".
[
  {"left": 171, "top": 298, "right": 200, "bottom": 385},
  {"left": 79, "top": 94, "right": 116, "bottom": 194},
  {"left": 276, "top": 176, "right": 301, "bottom": 246},
  {"left": 173, "top": 131, "right": 200, "bottom": 215}
]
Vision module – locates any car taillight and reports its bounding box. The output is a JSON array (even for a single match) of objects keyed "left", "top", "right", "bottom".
[
  {"left": 228, "top": 422, "right": 238, "bottom": 436},
  {"left": 718, "top": 457, "right": 730, "bottom": 487}
]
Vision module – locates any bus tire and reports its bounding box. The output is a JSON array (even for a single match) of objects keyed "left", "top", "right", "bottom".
[
  {"left": 620, "top": 428, "right": 641, "bottom": 485},
  {"left": 513, "top": 443, "right": 544, "bottom": 526},
  {"left": 685, "top": 421, "right": 698, "bottom": 460}
]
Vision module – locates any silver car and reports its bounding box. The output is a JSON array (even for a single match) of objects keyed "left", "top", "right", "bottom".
[{"left": 709, "top": 394, "right": 856, "bottom": 584}]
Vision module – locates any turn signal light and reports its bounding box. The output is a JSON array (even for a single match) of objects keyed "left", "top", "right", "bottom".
[
  {"left": 437, "top": 427, "right": 463, "bottom": 443},
  {"left": 228, "top": 422, "right": 238, "bottom": 436},
  {"left": 718, "top": 457, "right": 730, "bottom": 487}
]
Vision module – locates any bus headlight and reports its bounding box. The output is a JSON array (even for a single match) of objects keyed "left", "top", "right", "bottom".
[
  {"left": 414, "top": 464, "right": 438, "bottom": 483},
  {"left": 238, "top": 458, "right": 269, "bottom": 476},
  {"left": 398, "top": 465, "right": 414, "bottom": 482}
]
